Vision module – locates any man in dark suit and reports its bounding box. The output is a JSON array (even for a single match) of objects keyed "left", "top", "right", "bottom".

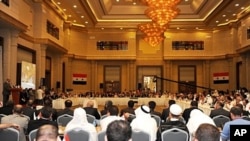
[
  {"left": 120, "top": 100, "right": 135, "bottom": 116},
  {"left": 182, "top": 100, "right": 202, "bottom": 123},
  {"left": 161, "top": 99, "right": 176, "bottom": 122},
  {"left": 22, "top": 100, "right": 36, "bottom": 120},
  {"left": 148, "top": 100, "right": 161, "bottom": 117},
  {"left": 2, "top": 79, "right": 12, "bottom": 106},
  {"left": 209, "top": 101, "right": 230, "bottom": 119},
  {"left": 27, "top": 106, "right": 58, "bottom": 134},
  {"left": 83, "top": 100, "right": 100, "bottom": 120},
  {"left": 57, "top": 99, "right": 74, "bottom": 117}
]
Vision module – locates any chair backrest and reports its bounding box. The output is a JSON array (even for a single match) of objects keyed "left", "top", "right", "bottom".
[
  {"left": 57, "top": 114, "right": 73, "bottom": 126},
  {"left": 132, "top": 130, "right": 150, "bottom": 141},
  {"left": 65, "top": 127, "right": 90, "bottom": 141},
  {"left": 212, "top": 115, "right": 230, "bottom": 128},
  {"left": 87, "top": 114, "right": 96, "bottom": 125},
  {"left": 101, "top": 114, "right": 108, "bottom": 119},
  {"left": 151, "top": 114, "right": 161, "bottom": 127},
  {"left": 161, "top": 128, "right": 189, "bottom": 141},
  {"left": 0, "top": 127, "right": 19, "bottom": 141},
  {"left": 29, "top": 129, "right": 38, "bottom": 141},
  {"left": 97, "top": 130, "right": 106, "bottom": 141}
]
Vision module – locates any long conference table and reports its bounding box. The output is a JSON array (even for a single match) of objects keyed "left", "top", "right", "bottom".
[{"left": 52, "top": 97, "right": 212, "bottom": 115}]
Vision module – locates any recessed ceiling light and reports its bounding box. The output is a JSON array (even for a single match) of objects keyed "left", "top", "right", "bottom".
[
  {"left": 133, "top": 2, "right": 136, "bottom": 5},
  {"left": 63, "top": 9, "right": 66, "bottom": 11},
  {"left": 185, "top": 0, "right": 189, "bottom": 2},
  {"left": 81, "top": 16, "right": 84, "bottom": 18},
  {"left": 226, "top": 19, "right": 229, "bottom": 21},
  {"left": 222, "top": 15, "right": 226, "bottom": 17},
  {"left": 57, "top": 2, "right": 61, "bottom": 5},
  {"left": 116, "top": 0, "right": 119, "bottom": 2},
  {"left": 177, "top": 27, "right": 180, "bottom": 29},
  {"left": 216, "top": 21, "right": 219, "bottom": 23},
  {"left": 235, "top": 4, "right": 239, "bottom": 7},
  {"left": 120, "top": 27, "right": 123, "bottom": 30},
  {"left": 73, "top": 5, "right": 77, "bottom": 8},
  {"left": 196, "top": 27, "right": 199, "bottom": 29},
  {"left": 101, "top": 28, "right": 104, "bottom": 30},
  {"left": 241, "top": 7, "right": 245, "bottom": 10},
  {"left": 232, "top": 14, "right": 236, "bottom": 16},
  {"left": 85, "top": 21, "right": 88, "bottom": 24},
  {"left": 68, "top": 15, "right": 72, "bottom": 17},
  {"left": 73, "top": 20, "right": 76, "bottom": 23}
]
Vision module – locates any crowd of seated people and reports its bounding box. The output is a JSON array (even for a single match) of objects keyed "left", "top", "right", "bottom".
[{"left": 1, "top": 87, "right": 250, "bottom": 141}]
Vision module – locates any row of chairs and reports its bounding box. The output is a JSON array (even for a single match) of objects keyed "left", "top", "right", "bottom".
[
  {"left": 65, "top": 127, "right": 188, "bottom": 141},
  {"left": 212, "top": 115, "right": 250, "bottom": 129},
  {"left": 0, "top": 125, "right": 190, "bottom": 141}
]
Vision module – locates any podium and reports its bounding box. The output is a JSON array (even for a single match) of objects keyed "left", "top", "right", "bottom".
[{"left": 11, "top": 88, "right": 22, "bottom": 105}]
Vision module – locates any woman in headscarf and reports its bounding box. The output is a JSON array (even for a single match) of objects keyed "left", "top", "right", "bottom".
[
  {"left": 64, "top": 108, "right": 97, "bottom": 141},
  {"left": 186, "top": 109, "right": 215, "bottom": 141},
  {"left": 130, "top": 105, "right": 157, "bottom": 141}
]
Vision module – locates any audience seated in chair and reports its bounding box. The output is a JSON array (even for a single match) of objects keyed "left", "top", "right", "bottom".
[
  {"left": 221, "top": 106, "right": 250, "bottom": 141},
  {"left": 161, "top": 99, "right": 176, "bottom": 122},
  {"left": 0, "top": 100, "right": 14, "bottom": 115},
  {"left": 100, "top": 100, "right": 113, "bottom": 116},
  {"left": 35, "top": 124, "right": 61, "bottom": 141},
  {"left": 187, "top": 109, "right": 215, "bottom": 141},
  {"left": 83, "top": 100, "right": 100, "bottom": 120},
  {"left": 130, "top": 105, "right": 157, "bottom": 141},
  {"left": 193, "top": 123, "right": 220, "bottom": 141},
  {"left": 1, "top": 104, "right": 29, "bottom": 141},
  {"left": 209, "top": 101, "right": 230, "bottom": 119},
  {"left": 106, "top": 120, "right": 132, "bottom": 141},
  {"left": 148, "top": 101, "right": 161, "bottom": 117},
  {"left": 64, "top": 108, "right": 97, "bottom": 141},
  {"left": 57, "top": 100, "right": 74, "bottom": 117},
  {"left": 120, "top": 100, "right": 135, "bottom": 117},
  {"left": 100, "top": 105, "right": 123, "bottom": 131},
  {"left": 158, "top": 104, "right": 189, "bottom": 141},
  {"left": 27, "top": 106, "right": 58, "bottom": 134},
  {"left": 22, "top": 100, "right": 36, "bottom": 120}
]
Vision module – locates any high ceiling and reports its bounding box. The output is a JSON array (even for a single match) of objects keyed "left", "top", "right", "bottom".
[{"left": 50, "top": 0, "right": 249, "bottom": 31}]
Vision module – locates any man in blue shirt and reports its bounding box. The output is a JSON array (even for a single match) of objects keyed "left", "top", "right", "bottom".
[{"left": 221, "top": 106, "right": 250, "bottom": 141}]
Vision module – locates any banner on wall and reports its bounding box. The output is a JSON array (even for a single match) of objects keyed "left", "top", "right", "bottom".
[
  {"left": 72, "top": 74, "right": 87, "bottom": 85},
  {"left": 213, "top": 72, "right": 229, "bottom": 84}
]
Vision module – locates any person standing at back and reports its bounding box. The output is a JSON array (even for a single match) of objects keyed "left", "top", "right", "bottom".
[{"left": 2, "top": 78, "right": 12, "bottom": 106}]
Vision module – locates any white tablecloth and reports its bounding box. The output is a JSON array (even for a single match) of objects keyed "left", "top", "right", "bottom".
[{"left": 52, "top": 97, "right": 212, "bottom": 115}]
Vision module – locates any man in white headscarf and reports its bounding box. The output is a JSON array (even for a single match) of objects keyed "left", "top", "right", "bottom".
[
  {"left": 186, "top": 109, "right": 215, "bottom": 141},
  {"left": 130, "top": 105, "right": 157, "bottom": 141},
  {"left": 64, "top": 108, "right": 97, "bottom": 141}
]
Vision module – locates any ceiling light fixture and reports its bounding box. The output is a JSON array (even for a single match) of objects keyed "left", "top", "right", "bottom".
[
  {"left": 139, "top": 0, "right": 181, "bottom": 46},
  {"left": 138, "top": 22, "right": 168, "bottom": 46}
]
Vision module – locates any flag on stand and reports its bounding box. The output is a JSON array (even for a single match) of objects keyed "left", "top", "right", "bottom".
[
  {"left": 72, "top": 74, "right": 87, "bottom": 85},
  {"left": 213, "top": 72, "right": 229, "bottom": 84}
]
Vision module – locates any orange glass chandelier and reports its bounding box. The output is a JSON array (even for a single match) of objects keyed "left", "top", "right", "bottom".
[
  {"left": 145, "top": 7, "right": 180, "bottom": 26},
  {"left": 138, "top": 23, "right": 167, "bottom": 46},
  {"left": 142, "top": 0, "right": 181, "bottom": 8}
]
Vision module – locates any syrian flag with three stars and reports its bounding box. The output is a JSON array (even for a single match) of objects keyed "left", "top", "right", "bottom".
[
  {"left": 213, "top": 72, "right": 229, "bottom": 84},
  {"left": 72, "top": 74, "right": 87, "bottom": 85}
]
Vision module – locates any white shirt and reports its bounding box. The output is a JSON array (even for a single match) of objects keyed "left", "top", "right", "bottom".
[
  {"left": 100, "top": 115, "right": 124, "bottom": 131},
  {"left": 36, "top": 89, "right": 44, "bottom": 99}
]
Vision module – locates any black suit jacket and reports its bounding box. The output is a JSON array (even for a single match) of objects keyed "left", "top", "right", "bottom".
[
  {"left": 27, "top": 118, "right": 58, "bottom": 134},
  {"left": 83, "top": 107, "right": 100, "bottom": 119},
  {"left": 161, "top": 108, "right": 170, "bottom": 121},
  {"left": 22, "top": 107, "right": 36, "bottom": 120},
  {"left": 120, "top": 107, "right": 135, "bottom": 116},
  {"left": 0, "top": 106, "right": 13, "bottom": 115},
  {"left": 209, "top": 107, "right": 230, "bottom": 119},
  {"left": 57, "top": 108, "right": 74, "bottom": 117},
  {"left": 182, "top": 107, "right": 202, "bottom": 123}
]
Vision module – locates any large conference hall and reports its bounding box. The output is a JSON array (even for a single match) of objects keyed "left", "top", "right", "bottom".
[{"left": 0, "top": 0, "right": 250, "bottom": 107}]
